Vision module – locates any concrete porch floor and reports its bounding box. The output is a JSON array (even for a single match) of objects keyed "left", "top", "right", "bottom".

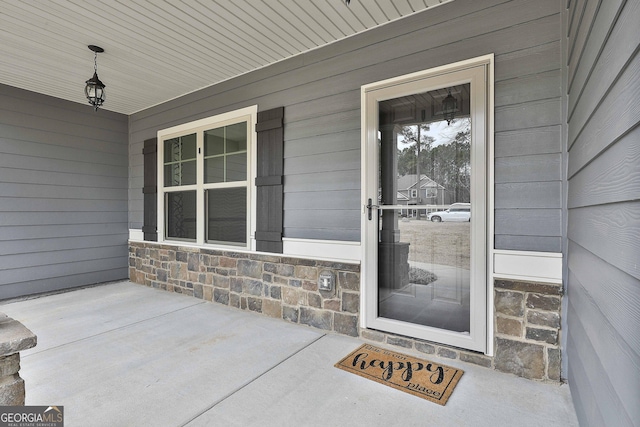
[{"left": 1, "top": 281, "right": 578, "bottom": 427}]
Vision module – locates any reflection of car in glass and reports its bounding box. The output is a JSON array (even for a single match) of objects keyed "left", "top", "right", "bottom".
[{"left": 427, "top": 203, "right": 471, "bottom": 222}]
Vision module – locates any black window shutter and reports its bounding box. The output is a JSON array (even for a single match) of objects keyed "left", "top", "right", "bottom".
[
  {"left": 255, "top": 107, "right": 284, "bottom": 253},
  {"left": 142, "top": 137, "right": 158, "bottom": 241}
]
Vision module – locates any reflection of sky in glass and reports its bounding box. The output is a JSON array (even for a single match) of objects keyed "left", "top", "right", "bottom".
[{"left": 397, "top": 118, "right": 470, "bottom": 149}]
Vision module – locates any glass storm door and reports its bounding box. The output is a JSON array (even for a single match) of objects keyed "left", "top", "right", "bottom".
[{"left": 363, "top": 62, "right": 488, "bottom": 352}]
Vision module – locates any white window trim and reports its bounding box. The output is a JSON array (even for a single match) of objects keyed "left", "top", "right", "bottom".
[{"left": 157, "top": 105, "right": 258, "bottom": 251}]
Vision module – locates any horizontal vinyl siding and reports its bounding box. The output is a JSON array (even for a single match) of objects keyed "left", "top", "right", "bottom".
[
  {"left": 129, "top": 0, "right": 563, "bottom": 247},
  {"left": 565, "top": 0, "right": 640, "bottom": 426},
  {"left": 0, "top": 84, "right": 129, "bottom": 299}
]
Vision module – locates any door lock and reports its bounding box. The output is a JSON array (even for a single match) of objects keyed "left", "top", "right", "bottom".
[{"left": 366, "top": 198, "right": 379, "bottom": 220}]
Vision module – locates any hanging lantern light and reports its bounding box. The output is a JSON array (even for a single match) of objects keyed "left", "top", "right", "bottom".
[
  {"left": 442, "top": 88, "right": 457, "bottom": 125},
  {"left": 84, "top": 45, "right": 106, "bottom": 111}
]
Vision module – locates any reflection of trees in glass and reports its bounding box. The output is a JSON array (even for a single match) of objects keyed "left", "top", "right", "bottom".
[
  {"left": 397, "top": 118, "right": 471, "bottom": 203},
  {"left": 397, "top": 124, "right": 434, "bottom": 177}
]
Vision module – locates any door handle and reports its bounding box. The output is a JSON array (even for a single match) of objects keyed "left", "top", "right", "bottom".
[{"left": 366, "top": 198, "right": 379, "bottom": 220}]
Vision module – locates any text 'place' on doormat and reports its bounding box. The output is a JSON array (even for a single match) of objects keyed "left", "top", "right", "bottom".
[{"left": 335, "top": 344, "right": 464, "bottom": 405}]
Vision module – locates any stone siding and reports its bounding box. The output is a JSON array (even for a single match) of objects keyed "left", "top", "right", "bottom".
[
  {"left": 129, "top": 242, "right": 360, "bottom": 337},
  {"left": 129, "top": 242, "right": 562, "bottom": 383},
  {"left": 494, "top": 279, "right": 562, "bottom": 381},
  {"left": 0, "top": 314, "right": 37, "bottom": 405}
]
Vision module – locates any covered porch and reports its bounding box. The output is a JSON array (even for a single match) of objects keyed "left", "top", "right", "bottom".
[
  {"left": 2, "top": 281, "right": 577, "bottom": 426},
  {"left": 1, "top": 0, "right": 638, "bottom": 425}
]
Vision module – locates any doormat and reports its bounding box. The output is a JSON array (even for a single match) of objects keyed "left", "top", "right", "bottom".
[{"left": 335, "top": 344, "right": 464, "bottom": 405}]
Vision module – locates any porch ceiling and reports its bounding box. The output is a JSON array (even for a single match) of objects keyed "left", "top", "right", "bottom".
[{"left": 0, "top": 0, "right": 449, "bottom": 115}]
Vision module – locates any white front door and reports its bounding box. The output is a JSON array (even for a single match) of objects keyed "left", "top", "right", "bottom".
[{"left": 362, "top": 57, "right": 491, "bottom": 352}]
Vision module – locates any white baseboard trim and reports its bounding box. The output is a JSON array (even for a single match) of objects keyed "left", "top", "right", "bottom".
[
  {"left": 282, "top": 238, "right": 361, "bottom": 263},
  {"left": 128, "top": 232, "right": 361, "bottom": 264},
  {"left": 493, "top": 250, "right": 562, "bottom": 284},
  {"left": 129, "top": 229, "right": 144, "bottom": 242}
]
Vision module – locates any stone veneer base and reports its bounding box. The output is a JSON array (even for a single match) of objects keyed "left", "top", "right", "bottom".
[
  {"left": 0, "top": 314, "right": 37, "bottom": 405},
  {"left": 129, "top": 242, "right": 562, "bottom": 383}
]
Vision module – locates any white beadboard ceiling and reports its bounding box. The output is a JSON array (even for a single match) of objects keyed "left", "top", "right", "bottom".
[{"left": 0, "top": 0, "right": 449, "bottom": 115}]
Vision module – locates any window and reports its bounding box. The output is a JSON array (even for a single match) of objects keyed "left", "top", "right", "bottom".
[
  {"left": 410, "top": 189, "right": 418, "bottom": 198},
  {"left": 164, "top": 134, "right": 197, "bottom": 241},
  {"left": 157, "top": 106, "right": 257, "bottom": 249}
]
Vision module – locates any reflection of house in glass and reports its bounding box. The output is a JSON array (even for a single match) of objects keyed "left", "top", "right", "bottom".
[{"left": 396, "top": 174, "right": 453, "bottom": 218}]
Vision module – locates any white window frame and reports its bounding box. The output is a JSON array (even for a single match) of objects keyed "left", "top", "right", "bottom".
[{"left": 157, "top": 106, "right": 258, "bottom": 251}]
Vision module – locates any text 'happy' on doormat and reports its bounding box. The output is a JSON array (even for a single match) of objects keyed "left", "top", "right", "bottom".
[{"left": 335, "top": 344, "right": 464, "bottom": 405}]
